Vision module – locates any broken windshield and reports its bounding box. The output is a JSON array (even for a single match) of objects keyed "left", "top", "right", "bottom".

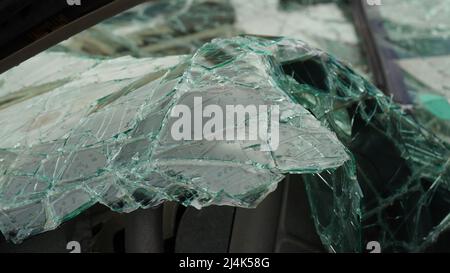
[{"left": 0, "top": 0, "right": 449, "bottom": 253}]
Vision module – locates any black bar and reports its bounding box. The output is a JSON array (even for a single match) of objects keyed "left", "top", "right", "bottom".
[{"left": 0, "top": 253, "right": 448, "bottom": 273}]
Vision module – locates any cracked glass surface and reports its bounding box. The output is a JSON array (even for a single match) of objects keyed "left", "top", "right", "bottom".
[
  {"left": 1, "top": 35, "right": 449, "bottom": 253},
  {"left": 0, "top": 37, "right": 351, "bottom": 243},
  {"left": 52, "top": 0, "right": 369, "bottom": 76},
  {"left": 368, "top": 0, "right": 450, "bottom": 143},
  {"left": 0, "top": 0, "right": 449, "bottom": 253},
  {"left": 279, "top": 41, "right": 450, "bottom": 252}
]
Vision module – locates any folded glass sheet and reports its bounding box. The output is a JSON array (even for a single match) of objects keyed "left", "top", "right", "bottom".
[
  {"left": 0, "top": 37, "right": 353, "bottom": 243},
  {"left": 2, "top": 0, "right": 450, "bottom": 249},
  {"left": 1, "top": 35, "right": 449, "bottom": 253}
]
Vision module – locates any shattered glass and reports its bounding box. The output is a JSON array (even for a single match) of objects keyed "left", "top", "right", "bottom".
[
  {"left": 1, "top": 0, "right": 449, "bottom": 254},
  {"left": 279, "top": 42, "right": 450, "bottom": 252},
  {"left": 52, "top": 0, "right": 238, "bottom": 58},
  {"left": 367, "top": 0, "right": 450, "bottom": 143},
  {"left": 2, "top": 34, "right": 450, "bottom": 253},
  {"left": 0, "top": 37, "right": 351, "bottom": 243},
  {"left": 52, "top": 0, "right": 369, "bottom": 76}
]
